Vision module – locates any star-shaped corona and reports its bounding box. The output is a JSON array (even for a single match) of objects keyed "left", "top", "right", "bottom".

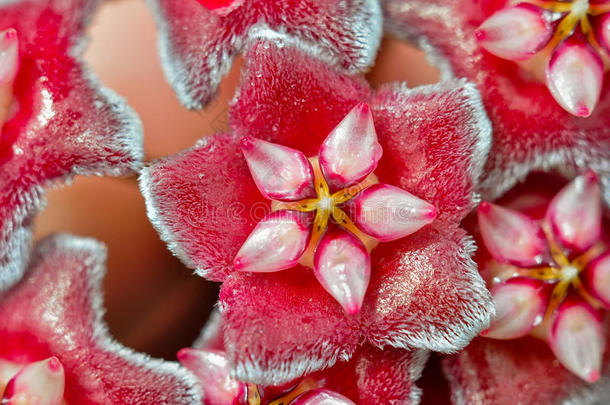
[
  {"left": 478, "top": 171, "right": 608, "bottom": 382},
  {"left": 235, "top": 103, "right": 437, "bottom": 314},
  {"left": 476, "top": 0, "right": 610, "bottom": 117}
]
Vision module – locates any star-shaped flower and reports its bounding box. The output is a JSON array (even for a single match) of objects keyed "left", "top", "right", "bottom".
[
  {"left": 0, "top": 234, "right": 201, "bottom": 403},
  {"left": 178, "top": 310, "right": 428, "bottom": 404},
  {"left": 146, "top": 0, "right": 382, "bottom": 108},
  {"left": 140, "top": 37, "right": 494, "bottom": 384},
  {"left": 382, "top": 0, "right": 610, "bottom": 204},
  {"left": 441, "top": 171, "right": 610, "bottom": 404},
  {"left": 0, "top": 0, "right": 143, "bottom": 291}
]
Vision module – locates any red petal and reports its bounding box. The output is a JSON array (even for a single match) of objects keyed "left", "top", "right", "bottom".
[
  {"left": 195, "top": 0, "right": 244, "bottom": 15},
  {"left": 291, "top": 389, "right": 355, "bottom": 405},
  {"left": 148, "top": 0, "right": 381, "bottom": 108},
  {"left": 594, "top": 12, "right": 610, "bottom": 53},
  {"left": 0, "top": 234, "right": 201, "bottom": 403},
  {"left": 362, "top": 227, "right": 492, "bottom": 352},
  {"left": 140, "top": 133, "right": 266, "bottom": 282}
]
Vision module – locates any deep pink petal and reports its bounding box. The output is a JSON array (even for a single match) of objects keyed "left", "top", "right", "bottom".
[
  {"left": 546, "top": 38, "right": 604, "bottom": 117},
  {"left": 240, "top": 136, "right": 315, "bottom": 201},
  {"left": 478, "top": 201, "right": 552, "bottom": 267},
  {"left": 318, "top": 103, "right": 382, "bottom": 191},
  {"left": 148, "top": 0, "right": 381, "bottom": 108},
  {"left": 362, "top": 227, "right": 492, "bottom": 352},
  {"left": 546, "top": 171, "right": 602, "bottom": 254},
  {"left": 219, "top": 268, "right": 361, "bottom": 385},
  {"left": 235, "top": 210, "right": 312, "bottom": 273},
  {"left": 482, "top": 277, "right": 547, "bottom": 339},
  {"left": 140, "top": 133, "right": 266, "bottom": 282},
  {"left": 313, "top": 228, "right": 371, "bottom": 314},
  {"left": 475, "top": 4, "right": 553, "bottom": 61},
  {"left": 581, "top": 251, "right": 610, "bottom": 308},
  {"left": 195, "top": 0, "right": 244, "bottom": 16},
  {"left": 346, "top": 183, "right": 436, "bottom": 241},
  {"left": 177, "top": 348, "right": 245, "bottom": 405},
  {"left": 2, "top": 357, "right": 64, "bottom": 405},
  {"left": 548, "top": 298, "right": 604, "bottom": 382},
  {"left": 292, "top": 389, "right": 355, "bottom": 405},
  {"left": 0, "top": 235, "right": 201, "bottom": 403}
]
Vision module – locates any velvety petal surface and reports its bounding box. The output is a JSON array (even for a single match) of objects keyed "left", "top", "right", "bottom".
[
  {"left": 383, "top": 0, "right": 610, "bottom": 205},
  {"left": 147, "top": 0, "right": 382, "bottom": 108},
  {"left": 0, "top": 234, "right": 200, "bottom": 403},
  {"left": 0, "top": 0, "right": 143, "bottom": 291}
]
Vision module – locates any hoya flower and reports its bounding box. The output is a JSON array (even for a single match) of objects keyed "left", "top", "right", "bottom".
[
  {"left": 382, "top": 0, "right": 610, "bottom": 203},
  {"left": 141, "top": 37, "right": 494, "bottom": 384},
  {"left": 0, "top": 234, "right": 201, "bottom": 403},
  {"left": 178, "top": 311, "right": 428, "bottom": 404},
  {"left": 146, "top": 0, "right": 382, "bottom": 108},
  {"left": 442, "top": 172, "right": 610, "bottom": 404},
  {"left": 0, "top": 0, "right": 143, "bottom": 291}
]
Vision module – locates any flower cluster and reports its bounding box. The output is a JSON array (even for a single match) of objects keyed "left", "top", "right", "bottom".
[{"left": 0, "top": 0, "right": 608, "bottom": 403}]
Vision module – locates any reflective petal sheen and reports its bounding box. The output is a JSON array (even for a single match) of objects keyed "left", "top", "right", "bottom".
[
  {"left": 241, "top": 137, "right": 315, "bottom": 201},
  {"left": 546, "top": 39, "right": 604, "bottom": 117},
  {"left": 313, "top": 228, "right": 371, "bottom": 314},
  {"left": 2, "top": 358, "right": 65, "bottom": 405},
  {"left": 546, "top": 171, "right": 602, "bottom": 254},
  {"left": 581, "top": 252, "right": 610, "bottom": 308},
  {"left": 177, "top": 348, "right": 244, "bottom": 405},
  {"left": 291, "top": 389, "right": 356, "bottom": 405},
  {"left": 478, "top": 201, "right": 552, "bottom": 267},
  {"left": 195, "top": 0, "right": 244, "bottom": 15},
  {"left": 0, "top": 28, "right": 18, "bottom": 85},
  {"left": 475, "top": 4, "right": 553, "bottom": 61},
  {"left": 347, "top": 183, "right": 436, "bottom": 241},
  {"left": 235, "top": 210, "right": 311, "bottom": 272},
  {"left": 595, "top": 12, "right": 610, "bottom": 53},
  {"left": 319, "top": 103, "right": 383, "bottom": 191},
  {"left": 482, "top": 278, "right": 546, "bottom": 339},
  {"left": 548, "top": 299, "right": 604, "bottom": 382}
]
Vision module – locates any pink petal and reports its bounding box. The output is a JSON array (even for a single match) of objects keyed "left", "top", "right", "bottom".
[
  {"left": 148, "top": 0, "right": 381, "bottom": 108},
  {"left": 475, "top": 4, "right": 553, "bottom": 60},
  {"left": 195, "top": 0, "right": 244, "bottom": 15},
  {"left": 363, "top": 227, "right": 492, "bottom": 352},
  {"left": 546, "top": 171, "right": 602, "bottom": 254},
  {"left": 478, "top": 201, "right": 552, "bottom": 267},
  {"left": 548, "top": 298, "right": 604, "bottom": 382},
  {"left": 291, "top": 389, "right": 355, "bottom": 405},
  {"left": 581, "top": 252, "right": 610, "bottom": 308},
  {"left": 193, "top": 309, "right": 224, "bottom": 351},
  {"left": 0, "top": 235, "right": 201, "bottom": 403},
  {"left": 2, "top": 358, "right": 64, "bottom": 405},
  {"left": 240, "top": 136, "right": 315, "bottom": 201},
  {"left": 313, "top": 228, "right": 371, "bottom": 314},
  {"left": 140, "top": 133, "right": 266, "bottom": 282},
  {"left": 546, "top": 38, "right": 604, "bottom": 117},
  {"left": 219, "top": 268, "right": 361, "bottom": 385},
  {"left": 234, "top": 210, "right": 312, "bottom": 273},
  {"left": 482, "top": 278, "right": 547, "bottom": 339},
  {"left": 594, "top": 12, "right": 610, "bottom": 53},
  {"left": 0, "top": 28, "right": 18, "bottom": 85},
  {"left": 319, "top": 103, "right": 382, "bottom": 191},
  {"left": 177, "top": 348, "right": 245, "bottom": 405},
  {"left": 346, "top": 183, "right": 436, "bottom": 242}
]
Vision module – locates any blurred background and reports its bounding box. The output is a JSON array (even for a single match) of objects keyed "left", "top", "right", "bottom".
[{"left": 33, "top": 0, "right": 444, "bottom": 400}]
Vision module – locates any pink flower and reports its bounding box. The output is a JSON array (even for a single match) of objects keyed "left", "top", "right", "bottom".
[
  {"left": 0, "top": 234, "right": 201, "bottom": 403},
  {"left": 0, "top": 0, "right": 143, "bottom": 291},
  {"left": 442, "top": 172, "right": 610, "bottom": 403},
  {"left": 146, "top": 0, "right": 382, "bottom": 108},
  {"left": 178, "top": 311, "right": 428, "bottom": 404},
  {"left": 140, "top": 37, "right": 494, "bottom": 384},
  {"left": 383, "top": 0, "right": 610, "bottom": 204}
]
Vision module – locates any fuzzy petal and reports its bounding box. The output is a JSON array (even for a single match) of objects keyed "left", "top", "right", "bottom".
[
  {"left": 0, "top": 0, "right": 143, "bottom": 291},
  {"left": 313, "top": 228, "right": 371, "bottom": 314},
  {"left": 478, "top": 201, "right": 552, "bottom": 267},
  {"left": 318, "top": 103, "right": 382, "bottom": 191},
  {"left": 346, "top": 183, "right": 436, "bottom": 242},
  {"left": 546, "top": 38, "right": 604, "bottom": 118},
  {"left": 0, "top": 234, "right": 201, "bottom": 403},
  {"left": 241, "top": 137, "right": 315, "bottom": 201},
  {"left": 147, "top": 0, "right": 381, "bottom": 108},
  {"left": 546, "top": 171, "right": 602, "bottom": 254},
  {"left": 235, "top": 210, "right": 312, "bottom": 273},
  {"left": 475, "top": 4, "right": 553, "bottom": 61}
]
